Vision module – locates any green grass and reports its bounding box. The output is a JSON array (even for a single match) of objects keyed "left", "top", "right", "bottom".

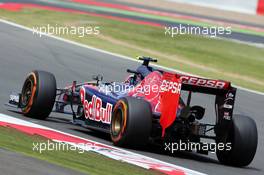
[
  {"left": 0, "top": 127, "right": 161, "bottom": 175},
  {"left": 0, "top": 8, "right": 264, "bottom": 92}
]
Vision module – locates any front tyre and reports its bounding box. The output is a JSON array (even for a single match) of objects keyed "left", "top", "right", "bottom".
[
  {"left": 110, "top": 97, "right": 152, "bottom": 147},
  {"left": 216, "top": 115, "right": 258, "bottom": 166},
  {"left": 21, "top": 70, "right": 57, "bottom": 119}
]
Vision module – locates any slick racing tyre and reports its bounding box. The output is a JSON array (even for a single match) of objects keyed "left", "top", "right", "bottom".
[
  {"left": 21, "top": 70, "right": 57, "bottom": 119},
  {"left": 216, "top": 115, "right": 258, "bottom": 166},
  {"left": 110, "top": 97, "right": 152, "bottom": 147}
]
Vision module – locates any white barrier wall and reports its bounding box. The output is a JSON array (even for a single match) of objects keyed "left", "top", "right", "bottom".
[{"left": 167, "top": 0, "right": 259, "bottom": 14}]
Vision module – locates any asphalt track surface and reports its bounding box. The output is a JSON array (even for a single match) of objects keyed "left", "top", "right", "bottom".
[
  {"left": 0, "top": 21, "right": 264, "bottom": 175},
  {"left": 0, "top": 0, "right": 264, "bottom": 44}
]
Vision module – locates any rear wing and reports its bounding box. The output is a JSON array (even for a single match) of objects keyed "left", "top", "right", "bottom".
[
  {"left": 158, "top": 72, "right": 236, "bottom": 135},
  {"left": 178, "top": 74, "right": 231, "bottom": 95},
  {"left": 175, "top": 74, "right": 237, "bottom": 125}
]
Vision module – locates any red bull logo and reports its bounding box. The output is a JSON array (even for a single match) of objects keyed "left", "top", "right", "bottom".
[{"left": 80, "top": 87, "right": 112, "bottom": 124}]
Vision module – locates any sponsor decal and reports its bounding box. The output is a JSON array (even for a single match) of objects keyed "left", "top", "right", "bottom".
[
  {"left": 227, "top": 92, "right": 234, "bottom": 98},
  {"left": 160, "top": 73, "right": 182, "bottom": 137},
  {"left": 223, "top": 104, "right": 233, "bottom": 109},
  {"left": 160, "top": 79, "right": 181, "bottom": 94},
  {"left": 9, "top": 94, "right": 19, "bottom": 102},
  {"left": 180, "top": 76, "right": 229, "bottom": 89},
  {"left": 222, "top": 91, "right": 234, "bottom": 109},
  {"left": 9, "top": 94, "right": 20, "bottom": 105},
  {"left": 80, "top": 87, "right": 112, "bottom": 124},
  {"left": 223, "top": 112, "right": 231, "bottom": 120}
]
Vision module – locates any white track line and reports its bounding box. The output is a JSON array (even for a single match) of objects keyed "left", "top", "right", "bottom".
[
  {"left": 0, "top": 113, "right": 206, "bottom": 175},
  {"left": 0, "top": 19, "right": 263, "bottom": 96}
]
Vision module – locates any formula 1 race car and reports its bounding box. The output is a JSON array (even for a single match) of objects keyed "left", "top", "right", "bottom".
[{"left": 7, "top": 56, "right": 257, "bottom": 167}]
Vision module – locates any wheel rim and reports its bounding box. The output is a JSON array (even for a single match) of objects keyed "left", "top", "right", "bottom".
[
  {"left": 21, "top": 78, "right": 34, "bottom": 107},
  {"left": 112, "top": 108, "right": 123, "bottom": 136}
]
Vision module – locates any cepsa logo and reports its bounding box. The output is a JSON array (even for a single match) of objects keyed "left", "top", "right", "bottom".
[
  {"left": 179, "top": 76, "right": 228, "bottom": 89},
  {"left": 160, "top": 80, "right": 181, "bottom": 94},
  {"left": 80, "top": 87, "right": 112, "bottom": 124}
]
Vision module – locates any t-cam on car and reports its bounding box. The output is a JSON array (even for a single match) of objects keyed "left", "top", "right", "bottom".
[{"left": 7, "top": 56, "right": 258, "bottom": 167}]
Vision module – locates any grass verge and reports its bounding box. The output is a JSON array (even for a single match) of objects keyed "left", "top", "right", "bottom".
[
  {"left": 0, "top": 8, "right": 263, "bottom": 92},
  {"left": 0, "top": 127, "right": 161, "bottom": 175}
]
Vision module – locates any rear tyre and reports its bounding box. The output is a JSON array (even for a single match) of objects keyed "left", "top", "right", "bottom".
[
  {"left": 216, "top": 115, "right": 258, "bottom": 166},
  {"left": 110, "top": 97, "right": 152, "bottom": 147},
  {"left": 21, "top": 70, "right": 57, "bottom": 119}
]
